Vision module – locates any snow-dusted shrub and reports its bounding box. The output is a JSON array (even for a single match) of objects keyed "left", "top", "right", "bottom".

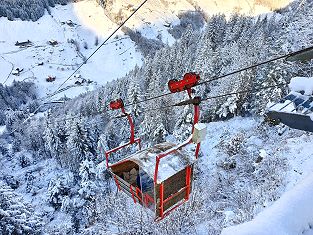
[
  {"left": 0, "top": 139, "right": 8, "bottom": 155},
  {"left": 219, "top": 133, "right": 245, "bottom": 156},
  {"left": 3, "top": 175, "right": 19, "bottom": 190},
  {"left": 216, "top": 95, "right": 240, "bottom": 119},
  {"left": 60, "top": 195, "right": 72, "bottom": 213},
  {"left": 5, "top": 110, "right": 28, "bottom": 133},
  {"left": 16, "top": 151, "right": 34, "bottom": 168}
]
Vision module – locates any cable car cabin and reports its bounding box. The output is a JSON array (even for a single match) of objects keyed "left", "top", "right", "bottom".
[
  {"left": 102, "top": 73, "right": 206, "bottom": 221},
  {"left": 109, "top": 142, "right": 195, "bottom": 220},
  {"left": 267, "top": 91, "right": 313, "bottom": 132}
]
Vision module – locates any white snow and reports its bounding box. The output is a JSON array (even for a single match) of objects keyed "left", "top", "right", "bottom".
[
  {"left": 289, "top": 77, "right": 313, "bottom": 95},
  {"left": 259, "top": 149, "right": 267, "bottom": 159},
  {"left": 221, "top": 173, "right": 313, "bottom": 235},
  {"left": 269, "top": 100, "right": 295, "bottom": 112},
  {"left": 224, "top": 210, "right": 236, "bottom": 223},
  {"left": 0, "top": 126, "right": 6, "bottom": 135}
]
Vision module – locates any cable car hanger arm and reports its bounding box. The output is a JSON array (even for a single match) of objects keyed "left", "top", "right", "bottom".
[
  {"left": 154, "top": 75, "right": 201, "bottom": 184},
  {"left": 104, "top": 99, "right": 141, "bottom": 168}
]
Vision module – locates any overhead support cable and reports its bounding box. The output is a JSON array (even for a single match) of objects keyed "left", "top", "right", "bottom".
[
  {"left": 46, "top": 83, "right": 287, "bottom": 124},
  {"left": 139, "top": 83, "right": 287, "bottom": 114}
]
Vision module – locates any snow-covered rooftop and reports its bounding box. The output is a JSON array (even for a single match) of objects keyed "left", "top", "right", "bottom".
[
  {"left": 289, "top": 77, "right": 313, "bottom": 95},
  {"left": 268, "top": 77, "right": 313, "bottom": 114},
  {"left": 122, "top": 142, "right": 195, "bottom": 183}
]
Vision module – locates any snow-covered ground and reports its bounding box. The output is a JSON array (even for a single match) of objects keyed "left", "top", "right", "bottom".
[
  {"left": 203, "top": 118, "right": 313, "bottom": 235},
  {"left": 0, "top": 125, "right": 6, "bottom": 135},
  {"left": 221, "top": 171, "right": 313, "bottom": 235},
  {"left": 220, "top": 78, "right": 313, "bottom": 235}
]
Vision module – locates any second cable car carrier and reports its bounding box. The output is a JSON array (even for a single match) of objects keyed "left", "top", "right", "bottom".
[{"left": 267, "top": 77, "right": 313, "bottom": 132}]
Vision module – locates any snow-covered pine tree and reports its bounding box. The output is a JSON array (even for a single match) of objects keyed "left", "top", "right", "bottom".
[
  {"left": 141, "top": 57, "right": 168, "bottom": 145},
  {"left": 173, "top": 105, "right": 194, "bottom": 141},
  {"left": 43, "top": 119, "right": 57, "bottom": 158},
  {"left": 0, "top": 181, "right": 43, "bottom": 234},
  {"left": 47, "top": 173, "right": 74, "bottom": 210},
  {"left": 66, "top": 118, "right": 92, "bottom": 171},
  {"left": 127, "top": 65, "right": 143, "bottom": 118},
  {"left": 78, "top": 158, "right": 98, "bottom": 201}
]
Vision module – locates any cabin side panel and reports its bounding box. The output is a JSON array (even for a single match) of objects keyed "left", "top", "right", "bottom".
[{"left": 155, "top": 165, "right": 194, "bottom": 218}]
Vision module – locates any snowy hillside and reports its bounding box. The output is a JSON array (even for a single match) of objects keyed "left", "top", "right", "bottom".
[
  {"left": 0, "top": 2, "right": 142, "bottom": 100},
  {"left": 0, "top": 0, "right": 293, "bottom": 100},
  {"left": 2, "top": 0, "right": 313, "bottom": 234},
  {"left": 221, "top": 172, "right": 313, "bottom": 235}
]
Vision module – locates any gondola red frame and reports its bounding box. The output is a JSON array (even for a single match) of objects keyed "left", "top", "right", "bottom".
[{"left": 104, "top": 73, "right": 203, "bottom": 221}]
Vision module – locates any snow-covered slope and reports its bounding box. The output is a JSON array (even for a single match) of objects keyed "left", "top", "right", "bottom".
[
  {"left": 220, "top": 77, "right": 313, "bottom": 235},
  {"left": 0, "top": 2, "right": 142, "bottom": 99},
  {"left": 0, "top": 0, "right": 292, "bottom": 100},
  {"left": 221, "top": 172, "right": 313, "bottom": 235},
  {"left": 198, "top": 117, "right": 313, "bottom": 234}
]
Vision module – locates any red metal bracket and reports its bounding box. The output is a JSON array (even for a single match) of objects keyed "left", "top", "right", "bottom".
[
  {"left": 159, "top": 183, "right": 164, "bottom": 218},
  {"left": 113, "top": 175, "right": 121, "bottom": 191},
  {"left": 130, "top": 185, "right": 137, "bottom": 203},
  {"left": 185, "top": 166, "right": 191, "bottom": 200}
]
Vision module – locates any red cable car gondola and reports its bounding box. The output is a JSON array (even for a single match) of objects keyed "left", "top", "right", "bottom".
[{"left": 100, "top": 73, "right": 206, "bottom": 221}]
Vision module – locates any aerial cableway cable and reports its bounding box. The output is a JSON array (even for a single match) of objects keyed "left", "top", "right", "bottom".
[
  {"left": 46, "top": 44, "right": 313, "bottom": 123},
  {"left": 53, "top": 0, "right": 150, "bottom": 96},
  {"left": 28, "top": 44, "right": 313, "bottom": 125},
  {"left": 19, "top": 35, "right": 313, "bottom": 130},
  {"left": 48, "top": 83, "right": 287, "bottom": 124},
  {"left": 138, "top": 83, "right": 287, "bottom": 114},
  {"left": 123, "top": 45, "right": 313, "bottom": 108}
]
